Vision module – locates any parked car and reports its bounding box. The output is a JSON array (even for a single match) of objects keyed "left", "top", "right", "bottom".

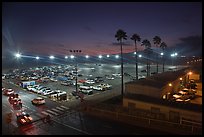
[
  {"left": 92, "top": 85, "right": 105, "bottom": 91},
  {"left": 31, "top": 97, "right": 45, "bottom": 105}
]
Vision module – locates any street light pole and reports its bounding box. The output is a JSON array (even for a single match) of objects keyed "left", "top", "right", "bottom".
[{"left": 70, "top": 50, "right": 81, "bottom": 94}]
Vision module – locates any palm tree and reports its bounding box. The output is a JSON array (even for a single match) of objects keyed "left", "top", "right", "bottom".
[
  {"left": 141, "top": 39, "right": 151, "bottom": 77},
  {"left": 153, "top": 36, "right": 161, "bottom": 73},
  {"left": 131, "top": 34, "right": 141, "bottom": 80},
  {"left": 115, "top": 29, "right": 127, "bottom": 96},
  {"left": 160, "top": 42, "right": 167, "bottom": 72}
]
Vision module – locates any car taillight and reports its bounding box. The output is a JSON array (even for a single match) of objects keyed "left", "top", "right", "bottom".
[
  {"left": 21, "top": 119, "right": 26, "bottom": 123},
  {"left": 28, "top": 117, "right": 32, "bottom": 120}
]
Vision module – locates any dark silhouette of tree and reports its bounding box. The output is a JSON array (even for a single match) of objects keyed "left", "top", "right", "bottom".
[
  {"left": 131, "top": 34, "right": 141, "bottom": 80},
  {"left": 153, "top": 36, "right": 161, "bottom": 73},
  {"left": 115, "top": 29, "right": 127, "bottom": 96},
  {"left": 141, "top": 39, "right": 152, "bottom": 77},
  {"left": 160, "top": 42, "right": 167, "bottom": 72}
]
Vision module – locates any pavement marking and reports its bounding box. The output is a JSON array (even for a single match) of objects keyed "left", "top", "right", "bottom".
[
  {"left": 60, "top": 105, "right": 69, "bottom": 109},
  {"left": 56, "top": 106, "right": 65, "bottom": 111},
  {"left": 46, "top": 109, "right": 58, "bottom": 115},
  {"left": 41, "top": 111, "right": 49, "bottom": 116},
  {"left": 51, "top": 108, "right": 63, "bottom": 113}
]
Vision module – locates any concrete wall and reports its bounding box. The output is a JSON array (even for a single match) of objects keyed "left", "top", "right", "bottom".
[{"left": 123, "top": 97, "right": 202, "bottom": 123}]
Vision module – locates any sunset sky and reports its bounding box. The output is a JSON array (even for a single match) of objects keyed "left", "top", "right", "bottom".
[{"left": 2, "top": 2, "right": 202, "bottom": 57}]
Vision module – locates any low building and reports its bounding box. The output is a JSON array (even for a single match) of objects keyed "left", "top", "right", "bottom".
[
  {"left": 125, "top": 68, "right": 189, "bottom": 99},
  {"left": 123, "top": 68, "right": 202, "bottom": 125}
]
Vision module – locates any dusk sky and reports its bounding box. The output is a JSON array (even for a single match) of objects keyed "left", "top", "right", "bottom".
[{"left": 2, "top": 2, "right": 202, "bottom": 57}]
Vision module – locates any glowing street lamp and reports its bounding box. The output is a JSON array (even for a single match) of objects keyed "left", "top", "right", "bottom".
[
  {"left": 36, "top": 56, "right": 40, "bottom": 60},
  {"left": 115, "top": 55, "right": 119, "bottom": 59},
  {"left": 85, "top": 55, "right": 89, "bottom": 59},
  {"left": 65, "top": 56, "right": 68, "bottom": 59},
  {"left": 138, "top": 54, "right": 142, "bottom": 58},
  {"left": 106, "top": 55, "right": 110, "bottom": 58},
  {"left": 70, "top": 55, "right": 75, "bottom": 59},
  {"left": 134, "top": 52, "right": 136, "bottom": 55},
  {"left": 49, "top": 55, "right": 55, "bottom": 59},
  {"left": 98, "top": 55, "right": 102, "bottom": 59},
  {"left": 15, "top": 53, "right": 22, "bottom": 58},
  {"left": 160, "top": 52, "right": 164, "bottom": 56}
]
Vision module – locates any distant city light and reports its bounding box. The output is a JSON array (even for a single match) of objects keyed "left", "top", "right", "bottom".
[
  {"left": 98, "top": 55, "right": 102, "bottom": 59},
  {"left": 65, "top": 56, "right": 68, "bottom": 59},
  {"left": 36, "top": 56, "right": 40, "bottom": 60},
  {"left": 115, "top": 55, "right": 119, "bottom": 59},
  {"left": 134, "top": 52, "right": 136, "bottom": 55},
  {"left": 174, "top": 53, "right": 178, "bottom": 56},
  {"left": 107, "top": 55, "right": 110, "bottom": 58},
  {"left": 138, "top": 54, "right": 142, "bottom": 58},
  {"left": 85, "top": 55, "right": 89, "bottom": 58},
  {"left": 70, "top": 55, "right": 75, "bottom": 59},
  {"left": 168, "top": 83, "right": 172, "bottom": 87},
  {"left": 49, "top": 55, "right": 55, "bottom": 59},
  {"left": 160, "top": 52, "right": 164, "bottom": 56}
]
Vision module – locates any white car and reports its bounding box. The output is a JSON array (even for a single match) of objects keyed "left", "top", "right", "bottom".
[
  {"left": 100, "top": 83, "right": 112, "bottom": 90},
  {"left": 40, "top": 88, "right": 52, "bottom": 95},
  {"left": 31, "top": 97, "right": 45, "bottom": 105},
  {"left": 92, "top": 85, "right": 105, "bottom": 91}
]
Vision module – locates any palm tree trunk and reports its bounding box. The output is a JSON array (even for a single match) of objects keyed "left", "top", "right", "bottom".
[
  {"left": 163, "top": 61, "right": 164, "bottom": 72},
  {"left": 135, "top": 42, "right": 138, "bottom": 80},
  {"left": 156, "top": 56, "right": 158, "bottom": 73},
  {"left": 120, "top": 41, "right": 124, "bottom": 96}
]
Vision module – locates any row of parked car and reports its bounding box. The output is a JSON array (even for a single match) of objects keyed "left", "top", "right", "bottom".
[{"left": 26, "top": 84, "right": 66, "bottom": 96}]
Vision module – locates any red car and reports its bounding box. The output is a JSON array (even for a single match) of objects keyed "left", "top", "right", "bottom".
[
  {"left": 12, "top": 98, "right": 22, "bottom": 109},
  {"left": 8, "top": 93, "right": 20, "bottom": 103},
  {"left": 16, "top": 112, "right": 32, "bottom": 125},
  {"left": 3, "top": 88, "right": 14, "bottom": 96}
]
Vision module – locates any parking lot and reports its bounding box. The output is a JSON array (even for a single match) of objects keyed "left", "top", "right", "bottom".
[{"left": 3, "top": 63, "right": 190, "bottom": 103}]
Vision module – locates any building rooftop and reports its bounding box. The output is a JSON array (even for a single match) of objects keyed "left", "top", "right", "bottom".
[{"left": 125, "top": 68, "right": 189, "bottom": 89}]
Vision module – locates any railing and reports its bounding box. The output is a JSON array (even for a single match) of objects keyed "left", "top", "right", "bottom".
[{"left": 80, "top": 103, "right": 202, "bottom": 135}]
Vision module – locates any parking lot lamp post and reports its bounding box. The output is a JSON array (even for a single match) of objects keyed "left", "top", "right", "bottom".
[
  {"left": 70, "top": 50, "right": 81, "bottom": 93},
  {"left": 15, "top": 53, "right": 22, "bottom": 69},
  {"left": 49, "top": 55, "right": 55, "bottom": 66},
  {"left": 174, "top": 52, "right": 178, "bottom": 71},
  {"left": 160, "top": 52, "right": 164, "bottom": 72},
  {"left": 98, "top": 55, "right": 102, "bottom": 65},
  {"left": 168, "top": 83, "right": 173, "bottom": 99},
  {"left": 187, "top": 71, "right": 192, "bottom": 89}
]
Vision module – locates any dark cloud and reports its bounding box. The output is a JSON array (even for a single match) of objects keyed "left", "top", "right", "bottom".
[{"left": 169, "top": 35, "right": 202, "bottom": 56}]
